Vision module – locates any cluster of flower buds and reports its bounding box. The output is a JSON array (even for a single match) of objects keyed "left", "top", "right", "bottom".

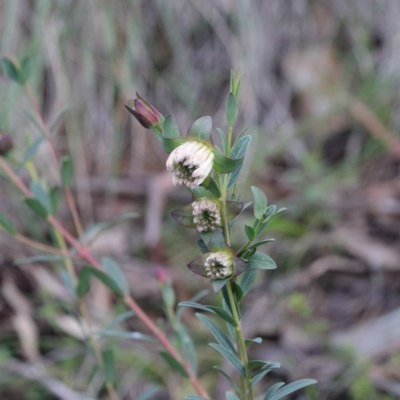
[
  {"left": 204, "top": 251, "right": 233, "bottom": 279},
  {"left": 166, "top": 141, "right": 214, "bottom": 189},
  {"left": 192, "top": 198, "right": 221, "bottom": 232}
]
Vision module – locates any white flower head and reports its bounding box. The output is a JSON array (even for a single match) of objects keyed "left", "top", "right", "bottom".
[
  {"left": 166, "top": 141, "right": 214, "bottom": 189},
  {"left": 192, "top": 198, "right": 222, "bottom": 232},
  {"left": 204, "top": 251, "right": 234, "bottom": 279}
]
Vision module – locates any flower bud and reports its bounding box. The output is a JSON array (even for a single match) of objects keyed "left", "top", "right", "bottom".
[
  {"left": 125, "top": 92, "right": 161, "bottom": 129},
  {"left": 156, "top": 265, "right": 168, "bottom": 284},
  {"left": 166, "top": 141, "right": 214, "bottom": 189},
  {"left": 192, "top": 198, "right": 221, "bottom": 232},
  {"left": 0, "top": 133, "right": 13, "bottom": 155},
  {"left": 204, "top": 251, "right": 234, "bottom": 279}
]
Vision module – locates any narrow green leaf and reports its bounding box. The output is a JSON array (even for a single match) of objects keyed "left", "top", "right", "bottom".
[
  {"left": 239, "top": 269, "right": 258, "bottom": 296},
  {"left": 178, "top": 324, "right": 197, "bottom": 374},
  {"left": 193, "top": 186, "right": 215, "bottom": 200},
  {"left": 159, "top": 351, "right": 189, "bottom": 378},
  {"left": 268, "top": 379, "right": 317, "bottom": 400},
  {"left": 24, "top": 198, "right": 48, "bottom": 217},
  {"left": 226, "top": 392, "right": 240, "bottom": 400},
  {"left": 208, "top": 343, "right": 245, "bottom": 377},
  {"left": 0, "top": 213, "right": 17, "bottom": 235},
  {"left": 252, "top": 363, "right": 281, "bottom": 386},
  {"left": 179, "top": 301, "right": 210, "bottom": 312},
  {"left": 101, "top": 257, "right": 129, "bottom": 295},
  {"left": 81, "top": 266, "right": 123, "bottom": 296},
  {"left": 161, "top": 281, "right": 175, "bottom": 308},
  {"left": 228, "top": 135, "right": 252, "bottom": 189},
  {"left": 208, "top": 178, "right": 221, "bottom": 198},
  {"left": 245, "top": 224, "right": 255, "bottom": 241},
  {"left": 211, "top": 277, "right": 230, "bottom": 293},
  {"left": 76, "top": 267, "right": 91, "bottom": 297},
  {"left": 245, "top": 337, "right": 262, "bottom": 345},
  {"left": 196, "top": 313, "right": 235, "bottom": 353},
  {"left": 265, "top": 205, "right": 276, "bottom": 218},
  {"left": 248, "top": 252, "right": 277, "bottom": 270},
  {"left": 19, "top": 57, "right": 31, "bottom": 84},
  {"left": 248, "top": 238, "right": 275, "bottom": 250},
  {"left": 30, "top": 182, "right": 52, "bottom": 214},
  {"left": 263, "top": 383, "right": 285, "bottom": 398},
  {"left": 162, "top": 136, "right": 186, "bottom": 153},
  {"left": 213, "top": 366, "right": 240, "bottom": 393},
  {"left": 226, "top": 92, "right": 237, "bottom": 126},
  {"left": 251, "top": 186, "right": 267, "bottom": 219},
  {"left": 187, "top": 116, "right": 212, "bottom": 144},
  {"left": 137, "top": 387, "right": 162, "bottom": 400},
  {"left": 15, "top": 254, "right": 66, "bottom": 265},
  {"left": 206, "top": 306, "right": 237, "bottom": 327},
  {"left": 49, "top": 187, "right": 61, "bottom": 215},
  {"left": 223, "top": 299, "right": 236, "bottom": 341},
  {"left": 102, "top": 349, "right": 115, "bottom": 383},
  {"left": 216, "top": 128, "right": 227, "bottom": 153},
  {"left": 60, "top": 156, "right": 73, "bottom": 188},
  {"left": 98, "top": 330, "right": 154, "bottom": 341},
  {"left": 163, "top": 114, "right": 180, "bottom": 138}
]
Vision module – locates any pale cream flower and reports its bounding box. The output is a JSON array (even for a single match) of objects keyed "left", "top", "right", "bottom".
[
  {"left": 192, "top": 198, "right": 222, "bottom": 232},
  {"left": 204, "top": 251, "right": 234, "bottom": 279},
  {"left": 166, "top": 141, "right": 214, "bottom": 189}
]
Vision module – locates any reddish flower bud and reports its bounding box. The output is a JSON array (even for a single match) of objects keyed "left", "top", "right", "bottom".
[
  {"left": 156, "top": 265, "right": 168, "bottom": 284},
  {"left": 125, "top": 92, "right": 162, "bottom": 129},
  {"left": 0, "top": 133, "right": 13, "bottom": 155}
]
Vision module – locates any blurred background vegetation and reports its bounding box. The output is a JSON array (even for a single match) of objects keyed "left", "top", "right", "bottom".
[{"left": 1, "top": 1, "right": 400, "bottom": 399}]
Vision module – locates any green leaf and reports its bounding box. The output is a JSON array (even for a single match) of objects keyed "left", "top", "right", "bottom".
[
  {"left": 245, "top": 224, "right": 255, "bottom": 241},
  {"left": 264, "top": 383, "right": 285, "bottom": 398},
  {"left": 208, "top": 178, "right": 221, "bottom": 198},
  {"left": 208, "top": 343, "right": 245, "bottom": 377},
  {"left": 209, "top": 229, "right": 228, "bottom": 251},
  {"left": 226, "top": 92, "right": 237, "bottom": 126},
  {"left": 19, "top": 57, "right": 31, "bottom": 84},
  {"left": 24, "top": 198, "right": 48, "bottom": 217},
  {"left": 0, "top": 213, "right": 17, "bottom": 235},
  {"left": 163, "top": 114, "right": 180, "bottom": 138},
  {"left": 60, "top": 156, "right": 73, "bottom": 188},
  {"left": 159, "top": 351, "right": 189, "bottom": 378},
  {"left": 196, "top": 313, "right": 235, "bottom": 353},
  {"left": 251, "top": 186, "right": 267, "bottom": 219},
  {"left": 245, "top": 337, "right": 262, "bottom": 345},
  {"left": 226, "top": 392, "right": 240, "bottom": 400},
  {"left": 266, "top": 379, "right": 317, "bottom": 400},
  {"left": 248, "top": 238, "right": 275, "bottom": 250},
  {"left": 171, "top": 205, "right": 196, "bottom": 228},
  {"left": 213, "top": 366, "right": 240, "bottom": 393},
  {"left": 214, "top": 147, "right": 243, "bottom": 174},
  {"left": 265, "top": 205, "right": 276, "bottom": 218},
  {"left": 137, "top": 387, "right": 163, "bottom": 400},
  {"left": 216, "top": 128, "right": 227, "bottom": 153},
  {"left": 178, "top": 323, "right": 198, "bottom": 374},
  {"left": 30, "top": 182, "right": 52, "bottom": 214},
  {"left": 228, "top": 135, "right": 252, "bottom": 189},
  {"left": 211, "top": 277, "right": 231, "bottom": 293},
  {"left": 239, "top": 269, "right": 258, "bottom": 296},
  {"left": 248, "top": 252, "right": 276, "bottom": 270},
  {"left": 179, "top": 301, "right": 212, "bottom": 312},
  {"left": 60, "top": 270, "right": 76, "bottom": 295},
  {"left": 104, "top": 311, "right": 135, "bottom": 330},
  {"left": 81, "top": 266, "right": 123, "bottom": 296},
  {"left": 206, "top": 306, "right": 237, "bottom": 327},
  {"left": 187, "top": 116, "right": 212, "bottom": 144},
  {"left": 252, "top": 363, "right": 281, "bottom": 386},
  {"left": 49, "top": 187, "right": 61, "bottom": 215},
  {"left": 102, "top": 349, "right": 115, "bottom": 383},
  {"left": 1, "top": 56, "right": 21, "bottom": 83},
  {"left": 162, "top": 136, "right": 186, "bottom": 153},
  {"left": 101, "top": 257, "right": 129, "bottom": 295},
  {"left": 196, "top": 239, "right": 209, "bottom": 254},
  {"left": 76, "top": 267, "right": 91, "bottom": 297},
  {"left": 19, "top": 137, "right": 44, "bottom": 171},
  {"left": 193, "top": 186, "right": 215, "bottom": 200}
]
